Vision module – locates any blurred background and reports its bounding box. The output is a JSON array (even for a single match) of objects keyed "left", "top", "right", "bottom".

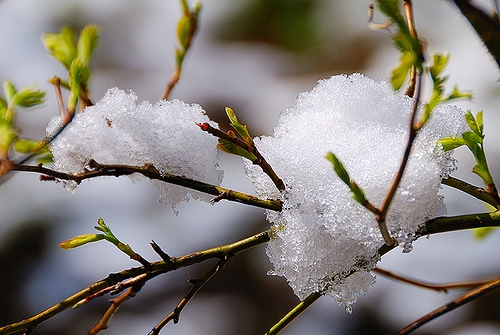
[{"left": 1, "top": 0, "right": 500, "bottom": 334}]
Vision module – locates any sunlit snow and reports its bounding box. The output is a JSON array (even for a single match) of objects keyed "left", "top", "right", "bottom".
[
  {"left": 245, "top": 73, "right": 468, "bottom": 307},
  {"left": 49, "top": 87, "right": 223, "bottom": 207}
]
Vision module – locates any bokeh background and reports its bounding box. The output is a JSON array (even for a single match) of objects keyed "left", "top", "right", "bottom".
[{"left": 1, "top": 0, "right": 500, "bottom": 334}]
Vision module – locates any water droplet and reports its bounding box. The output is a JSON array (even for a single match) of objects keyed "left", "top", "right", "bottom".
[
  {"left": 267, "top": 269, "right": 277, "bottom": 276},
  {"left": 344, "top": 305, "right": 353, "bottom": 314}
]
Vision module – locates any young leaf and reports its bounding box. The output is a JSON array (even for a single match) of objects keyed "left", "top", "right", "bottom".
[
  {"left": 326, "top": 152, "right": 368, "bottom": 205},
  {"left": 3, "top": 80, "right": 16, "bottom": 105},
  {"left": 11, "top": 84, "right": 45, "bottom": 108},
  {"left": 42, "top": 26, "right": 77, "bottom": 70},
  {"left": 217, "top": 138, "right": 258, "bottom": 162},
  {"left": 438, "top": 136, "right": 466, "bottom": 152},
  {"left": 77, "top": 24, "right": 99, "bottom": 65},
  {"left": 225, "top": 107, "right": 253, "bottom": 145},
  {"left": 12, "top": 138, "right": 39, "bottom": 154}
]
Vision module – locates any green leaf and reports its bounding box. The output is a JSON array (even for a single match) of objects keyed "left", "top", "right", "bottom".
[
  {"left": 12, "top": 138, "right": 39, "bottom": 153},
  {"left": 217, "top": 139, "right": 258, "bottom": 162},
  {"left": 429, "top": 53, "right": 449, "bottom": 79},
  {"left": 77, "top": 24, "right": 99, "bottom": 65},
  {"left": 474, "top": 227, "right": 496, "bottom": 240},
  {"left": 3, "top": 80, "right": 16, "bottom": 104},
  {"left": 0, "top": 119, "right": 17, "bottom": 154},
  {"left": 437, "top": 136, "right": 466, "bottom": 152},
  {"left": 472, "top": 164, "right": 494, "bottom": 185},
  {"left": 11, "top": 84, "right": 45, "bottom": 108},
  {"left": 326, "top": 152, "right": 350, "bottom": 185},
  {"left": 465, "top": 110, "right": 480, "bottom": 135},
  {"left": 59, "top": 233, "right": 105, "bottom": 249},
  {"left": 391, "top": 51, "right": 415, "bottom": 90},
  {"left": 42, "top": 26, "right": 77, "bottom": 70},
  {"left": 462, "top": 131, "right": 483, "bottom": 146},
  {"left": 225, "top": 107, "right": 253, "bottom": 145}
]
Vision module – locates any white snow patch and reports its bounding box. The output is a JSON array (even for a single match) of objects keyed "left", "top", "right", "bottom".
[
  {"left": 245, "top": 73, "right": 468, "bottom": 307},
  {"left": 49, "top": 87, "right": 223, "bottom": 207}
]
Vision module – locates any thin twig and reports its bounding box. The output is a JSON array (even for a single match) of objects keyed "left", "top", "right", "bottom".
[
  {"left": 149, "top": 256, "right": 231, "bottom": 335},
  {"left": 394, "top": 278, "right": 500, "bottom": 335},
  {"left": 160, "top": 1, "right": 200, "bottom": 100},
  {"left": 374, "top": 267, "right": 489, "bottom": 293},
  {"left": 85, "top": 284, "right": 143, "bottom": 335},
  {"left": 10, "top": 161, "right": 282, "bottom": 212},
  {"left": 197, "top": 122, "right": 285, "bottom": 191},
  {"left": 377, "top": 73, "right": 422, "bottom": 246},
  {"left": 442, "top": 176, "right": 498, "bottom": 208},
  {"left": 403, "top": 0, "right": 418, "bottom": 97}
]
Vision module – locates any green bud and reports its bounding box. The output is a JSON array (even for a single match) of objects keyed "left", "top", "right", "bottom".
[
  {"left": 226, "top": 107, "right": 253, "bottom": 145},
  {"left": 3, "top": 80, "right": 16, "bottom": 104},
  {"left": 59, "top": 233, "right": 105, "bottom": 249},
  {"left": 177, "top": 16, "right": 191, "bottom": 49}
]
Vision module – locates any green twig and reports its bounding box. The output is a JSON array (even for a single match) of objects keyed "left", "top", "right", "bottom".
[{"left": 442, "top": 176, "right": 498, "bottom": 208}]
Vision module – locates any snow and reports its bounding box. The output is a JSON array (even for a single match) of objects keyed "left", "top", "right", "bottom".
[
  {"left": 49, "top": 87, "right": 223, "bottom": 207},
  {"left": 245, "top": 73, "right": 468, "bottom": 307}
]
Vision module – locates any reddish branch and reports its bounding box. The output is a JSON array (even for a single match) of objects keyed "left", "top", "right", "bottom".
[{"left": 197, "top": 122, "right": 285, "bottom": 191}]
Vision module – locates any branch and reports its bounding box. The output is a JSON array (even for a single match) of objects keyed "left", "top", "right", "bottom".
[
  {"left": 148, "top": 256, "right": 231, "bottom": 334},
  {"left": 10, "top": 161, "right": 282, "bottom": 212},
  {"left": 442, "top": 176, "right": 498, "bottom": 208},
  {"left": 451, "top": 0, "right": 500, "bottom": 70},
  {"left": 394, "top": 277, "right": 500, "bottom": 335},
  {"left": 266, "top": 211, "right": 500, "bottom": 335},
  {"left": 374, "top": 267, "right": 489, "bottom": 293},
  {"left": 0, "top": 230, "right": 270, "bottom": 335},
  {"left": 198, "top": 122, "right": 285, "bottom": 191},
  {"left": 85, "top": 285, "right": 143, "bottom": 335}
]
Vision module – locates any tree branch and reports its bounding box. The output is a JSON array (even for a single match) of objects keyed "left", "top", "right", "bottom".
[
  {"left": 10, "top": 161, "right": 282, "bottom": 212},
  {"left": 394, "top": 277, "right": 500, "bottom": 335}
]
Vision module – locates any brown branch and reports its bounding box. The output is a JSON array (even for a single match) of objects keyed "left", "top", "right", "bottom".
[
  {"left": 197, "top": 122, "right": 285, "bottom": 191},
  {"left": 85, "top": 283, "right": 143, "bottom": 335},
  {"left": 394, "top": 277, "right": 500, "bottom": 335},
  {"left": 451, "top": 0, "right": 500, "bottom": 70},
  {"left": 149, "top": 256, "right": 231, "bottom": 335},
  {"left": 374, "top": 267, "right": 489, "bottom": 293},
  {"left": 10, "top": 161, "right": 282, "bottom": 212},
  {"left": 377, "top": 73, "right": 422, "bottom": 246}
]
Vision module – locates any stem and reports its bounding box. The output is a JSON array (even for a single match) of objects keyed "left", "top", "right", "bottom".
[
  {"left": 394, "top": 278, "right": 500, "bottom": 335},
  {"left": 442, "top": 176, "right": 498, "bottom": 208},
  {"left": 149, "top": 257, "right": 230, "bottom": 334},
  {"left": 10, "top": 161, "right": 282, "bottom": 212},
  {"left": 377, "top": 73, "right": 422, "bottom": 246},
  {"left": 264, "top": 292, "right": 321, "bottom": 335}
]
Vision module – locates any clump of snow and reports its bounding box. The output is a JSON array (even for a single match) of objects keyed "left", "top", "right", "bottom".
[
  {"left": 245, "top": 73, "right": 467, "bottom": 307},
  {"left": 49, "top": 88, "right": 223, "bottom": 207}
]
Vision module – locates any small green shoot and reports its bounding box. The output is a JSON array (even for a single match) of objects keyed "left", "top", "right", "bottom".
[
  {"left": 439, "top": 111, "right": 498, "bottom": 210},
  {"left": 42, "top": 24, "right": 99, "bottom": 111},
  {"left": 216, "top": 107, "right": 258, "bottom": 162},
  {"left": 376, "top": 0, "right": 422, "bottom": 90},
  {"left": 59, "top": 218, "right": 143, "bottom": 262},
  {"left": 326, "top": 152, "right": 369, "bottom": 206},
  {"left": 420, "top": 53, "right": 472, "bottom": 127},
  {"left": 0, "top": 80, "right": 46, "bottom": 165}
]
